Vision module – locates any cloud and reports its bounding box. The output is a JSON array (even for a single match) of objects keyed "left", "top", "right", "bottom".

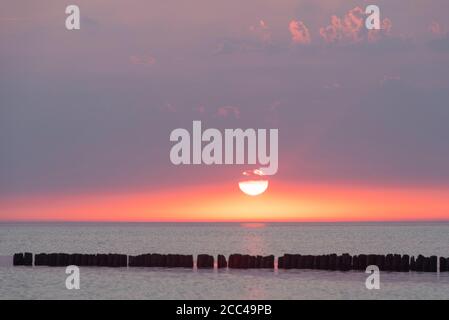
[
  {"left": 213, "top": 20, "right": 277, "bottom": 56},
  {"left": 427, "top": 21, "right": 449, "bottom": 51},
  {"left": 319, "top": 7, "right": 392, "bottom": 44},
  {"left": 319, "top": 7, "right": 364, "bottom": 43},
  {"left": 216, "top": 106, "right": 240, "bottom": 119},
  {"left": 129, "top": 54, "right": 156, "bottom": 66},
  {"left": 429, "top": 21, "right": 446, "bottom": 37},
  {"left": 343, "top": 6, "right": 365, "bottom": 41},
  {"left": 289, "top": 20, "right": 311, "bottom": 45},
  {"left": 249, "top": 19, "right": 272, "bottom": 43},
  {"left": 368, "top": 18, "right": 392, "bottom": 42}
]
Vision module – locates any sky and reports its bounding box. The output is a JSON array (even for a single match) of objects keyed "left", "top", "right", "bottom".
[{"left": 1, "top": 0, "right": 449, "bottom": 221}]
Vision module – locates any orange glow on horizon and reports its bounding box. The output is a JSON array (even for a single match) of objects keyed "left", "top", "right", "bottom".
[{"left": 1, "top": 181, "right": 449, "bottom": 222}]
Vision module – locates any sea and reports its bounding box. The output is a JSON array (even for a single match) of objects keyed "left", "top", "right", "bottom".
[{"left": 1, "top": 222, "right": 449, "bottom": 300}]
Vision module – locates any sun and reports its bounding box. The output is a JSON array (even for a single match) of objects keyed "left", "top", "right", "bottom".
[
  {"left": 239, "top": 180, "right": 269, "bottom": 196},
  {"left": 238, "top": 169, "right": 269, "bottom": 196}
]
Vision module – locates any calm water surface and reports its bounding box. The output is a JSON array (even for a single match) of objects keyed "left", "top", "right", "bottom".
[{"left": 1, "top": 222, "right": 448, "bottom": 299}]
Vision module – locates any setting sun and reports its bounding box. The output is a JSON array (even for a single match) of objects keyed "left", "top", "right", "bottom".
[
  {"left": 238, "top": 169, "right": 269, "bottom": 196},
  {"left": 238, "top": 180, "right": 269, "bottom": 196}
]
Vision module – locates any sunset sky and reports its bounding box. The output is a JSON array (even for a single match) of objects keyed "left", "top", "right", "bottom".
[{"left": 1, "top": 0, "right": 449, "bottom": 222}]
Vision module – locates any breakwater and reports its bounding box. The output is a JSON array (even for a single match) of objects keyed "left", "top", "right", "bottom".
[{"left": 12, "top": 252, "right": 449, "bottom": 272}]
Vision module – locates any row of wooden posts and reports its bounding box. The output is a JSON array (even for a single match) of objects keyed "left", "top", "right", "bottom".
[{"left": 13, "top": 252, "right": 449, "bottom": 272}]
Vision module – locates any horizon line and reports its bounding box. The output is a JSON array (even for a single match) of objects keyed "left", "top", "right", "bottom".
[{"left": 1, "top": 219, "right": 449, "bottom": 224}]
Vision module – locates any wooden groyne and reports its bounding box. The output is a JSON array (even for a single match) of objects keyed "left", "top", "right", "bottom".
[
  {"left": 278, "top": 254, "right": 439, "bottom": 272},
  {"left": 228, "top": 254, "right": 274, "bottom": 269},
  {"left": 12, "top": 252, "right": 449, "bottom": 272},
  {"left": 128, "top": 254, "right": 193, "bottom": 268}
]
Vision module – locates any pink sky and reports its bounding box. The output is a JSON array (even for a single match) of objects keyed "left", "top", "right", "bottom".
[{"left": 1, "top": 1, "right": 449, "bottom": 221}]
